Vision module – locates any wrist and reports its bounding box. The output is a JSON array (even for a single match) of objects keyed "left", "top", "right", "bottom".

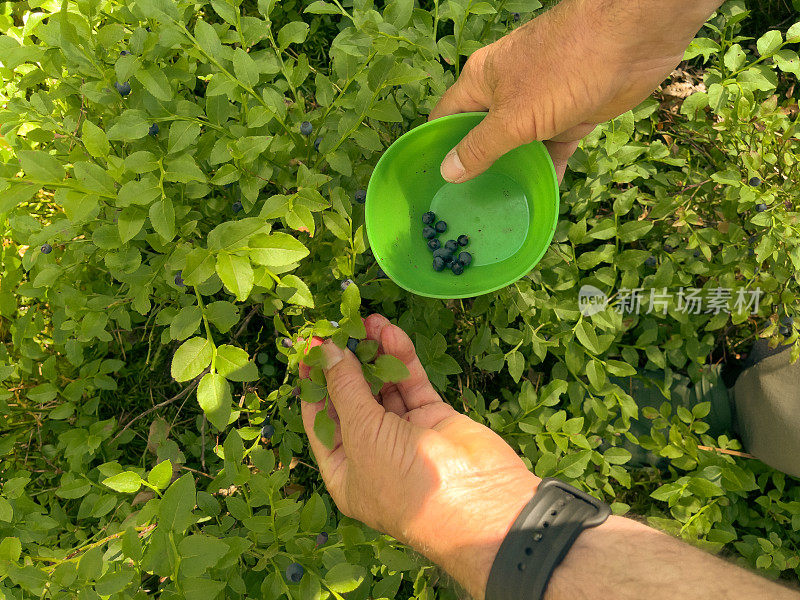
[{"left": 414, "top": 468, "right": 541, "bottom": 600}]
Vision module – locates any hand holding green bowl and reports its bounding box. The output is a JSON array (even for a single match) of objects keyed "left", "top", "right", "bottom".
[{"left": 365, "top": 113, "right": 559, "bottom": 299}]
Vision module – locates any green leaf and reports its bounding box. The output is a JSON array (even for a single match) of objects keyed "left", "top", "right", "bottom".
[
  {"left": 197, "top": 372, "right": 232, "bottom": 430},
  {"left": 215, "top": 345, "right": 258, "bottom": 382},
  {"left": 249, "top": 232, "right": 309, "bottom": 267},
  {"left": 232, "top": 48, "right": 259, "bottom": 88},
  {"left": 372, "top": 354, "right": 410, "bottom": 383},
  {"left": 118, "top": 206, "right": 147, "bottom": 243},
  {"left": 149, "top": 198, "right": 175, "bottom": 241},
  {"left": 170, "top": 305, "right": 202, "bottom": 341},
  {"left": 136, "top": 66, "right": 173, "bottom": 101},
  {"left": 507, "top": 351, "right": 524, "bottom": 382},
  {"left": 216, "top": 253, "right": 254, "bottom": 301},
  {"left": 325, "top": 563, "right": 365, "bottom": 593},
  {"left": 182, "top": 248, "right": 217, "bottom": 286},
  {"left": 107, "top": 109, "right": 150, "bottom": 141},
  {"left": 300, "top": 492, "right": 327, "bottom": 532},
  {"left": 171, "top": 337, "right": 214, "bottom": 382},
  {"left": 756, "top": 30, "right": 782, "bottom": 56},
  {"left": 103, "top": 471, "right": 144, "bottom": 494},
  {"left": 148, "top": 460, "right": 173, "bottom": 490},
  {"left": 314, "top": 404, "right": 336, "bottom": 450},
  {"left": 278, "top": 274, "right": 314, "bottom": 307},
  {"left": 158, "top": 473, "right": 196, "bottom": 533},
  {"left": 81, "top": 120, "right": 110, "bottom": 158},
  {"left": 19, "top": 150, "right": 65, "bottom": 181},
  {"left": 278, "top": 21, "right": 309, "bottom": 49},
  {"left": 168, "top": 122, "right": 201, "bottom": 155}
]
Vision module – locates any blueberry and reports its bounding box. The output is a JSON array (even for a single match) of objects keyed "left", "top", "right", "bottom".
[
  {"left": 433, "top": 256, "right": 446, "bottom": 271},
  {"left": 41, "top": 243, "right": 52, "bottom": 254},
  {"left": 292, "top": 387, "right": 301, "bottom": 397},
  {"left": 281, "top": 337, "right": 293, "bottom": 348},
  {"left": 458, "top": 251, "right": 472, "bottom": 266},
  {"left": 114, "top": 81, "right": 131, "bottom": 96},
  {"left": 443, "top": 254, "right": 454, "bottom": 265},
  {"left": 329, "top": 320, "right": 339, "bottom": 328},
  {"left": 422, "top": 211, "right": 436, "bottom": 225},
  {"left": 340, "top": 279, "right": 353, "bottom": 291},
  {"left": 174, "top": 272, "right": 185, "bottom": 287},
  {"left": 755, "top": 203, "right": 768, "bottom": 212},
  {"left": 354, "top": 190, "right": 367, "bottom": 204},
  {"left": 315, "top": 532, "right": 328, "bottom": 546},
  {"left": 232, "top": 201, "right": 243, "bottom": 213},
  {"left": 346, "top": 337, "right": 359, "bottom": 353},
  {"left": 781, "top": 315, "right": 793, "bottom": 326},
  {"left": 120, "top": 50, "right": 130, "bottom": 56},
  {"left": 749, "top": 176, "right": 762, "bottom": 187},
  {"left": 423, "top": 226, "right": 436, "bottom": 240},
  {"left": 780, "top": 326, "right": 791, "bottom": 336},
  {"left": 314, "top": 137, "right": 323, "bottom": 151},
  {"left": 693, "top": 249, "right": 701, "bottom": 258},
  {"left": 457, "top": 234, "right": 469, "bottom": 246},
  {"left": 513, "top": 12, "right": 521, "bottom": 21},
  {"left": 427, "top": 238, "right": 441, "bottom": 251},
  {"left": 433, "top": 247, "right": 453, "bottom": 260},
  {"left": 663, "top": 244, "right": 675, "bottom": 253},
  {"left": 148, "top": 123, "right": 159, "bottom": 136},
  {"left": 644, "top": 256, "right": 657, "bottom": 267},
  {"left": 444, "top": 240, "right": 458, "bottom": 252},
  {"left": 451, "top": 262, "right": 464, "bottom": 275},
  {"left": 434, "top": 221, "right": 447, "bottom": 234},
  {"left": 300, "top": 121, "right": 313, "bottom": 136},
  {"left": 285, "top": 563, "right": 304, "bottom": 583},
  {"left": 376, "top": 268, "right": 386, "bottom": 279},
  {"left": 260, "top": 422, "right": 275, "bottom": 440}
]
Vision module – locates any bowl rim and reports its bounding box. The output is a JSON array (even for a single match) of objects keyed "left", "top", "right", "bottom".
[{"left": 365, "top": 111, "right": 560, "bottom": 299}]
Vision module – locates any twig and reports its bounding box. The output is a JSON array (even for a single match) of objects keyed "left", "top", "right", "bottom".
[
  {"left": 233, "top": 305, "right": 260, "bottom": 340},
  {"left": 697, "top": 445, "right": 757, "bottom": 459}
]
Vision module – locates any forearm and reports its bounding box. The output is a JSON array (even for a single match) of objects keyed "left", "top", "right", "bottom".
[{"left": 545, "top": 515, "right": 800, "bottom": 600}]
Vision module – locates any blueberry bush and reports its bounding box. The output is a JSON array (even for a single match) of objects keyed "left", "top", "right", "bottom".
[{"left": 1, "top": 0, "right": 800, "bottom": 597}]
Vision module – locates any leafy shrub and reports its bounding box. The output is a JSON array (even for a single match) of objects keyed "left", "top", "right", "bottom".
[{"left": 0, "top": 0, "right": 799, "bottom": 597}]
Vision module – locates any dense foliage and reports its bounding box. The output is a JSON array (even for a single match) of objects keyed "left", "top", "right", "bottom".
[{"left": 1, "top": 0, "right": 799, "bottom": 597}]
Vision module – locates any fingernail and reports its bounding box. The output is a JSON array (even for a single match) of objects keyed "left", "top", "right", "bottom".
[
  {"left": 322, "top": 341, "right": 344, "bottom": 370},
  {"left": 441, "top": 148, "right": 465, "bottom": 183}
]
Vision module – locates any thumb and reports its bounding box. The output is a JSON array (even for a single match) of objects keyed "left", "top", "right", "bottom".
[
  {"left": 439, "top": 110, "right": 527, "bottom": 184},
  {"left": 321, "top": 341, "right": 383, "bottom": 449}
]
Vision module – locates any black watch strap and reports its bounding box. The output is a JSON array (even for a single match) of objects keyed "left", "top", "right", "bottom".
[{"left": 485, "top": 477, "right": 611, "bottom": 600}]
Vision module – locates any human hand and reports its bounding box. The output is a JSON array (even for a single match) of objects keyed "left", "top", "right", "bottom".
[
  {"left": 299, "top": 314, "right": 539, "bottom": 600},
  {"left": 429, "top": 0, "right": 723, "bottom": 182}
]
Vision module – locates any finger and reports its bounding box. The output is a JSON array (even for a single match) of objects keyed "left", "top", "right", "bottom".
[
  {"left": 428, "top": 49, "right": 492, "bottom": 122},
  {"left": 300, "top": 398, "right": 346, "bottom": 499},
  {"left": 378, "top": 323, "right": 442, "bottom": 411},
  {"left": 322, "top": 341, "right": 384, "bottom": 447},
  {"left": 439, "top": 110, "right": 526, "bottom": 184},
  {"left": 364, "top": 314, "right": 407, "bottom": 417},
  {"left": 544, "top": 139, "right": 580, "bottom": 183}
]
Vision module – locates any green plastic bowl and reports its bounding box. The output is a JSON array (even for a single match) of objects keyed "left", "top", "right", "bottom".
[{"left": 365, "top": 112, "right": 559, "bottom": 299}]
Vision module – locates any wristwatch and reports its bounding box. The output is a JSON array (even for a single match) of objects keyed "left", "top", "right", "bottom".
[{"left": 485, "top": 477, "right": 611, "bottom": 600}]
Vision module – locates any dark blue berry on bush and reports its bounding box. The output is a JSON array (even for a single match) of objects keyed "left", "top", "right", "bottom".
[
  {"left": 693, "top": 249, "right": 701, "bottom": 258},
  {"left": 41, "top": 243, "right": 52, "bottom": 254},
  {"left": 314, "top": 137, "right": 323, "bottom": 151},
  {"left": 451, "top": 262, "right": 464, "bottom": 275},
  {"left": 457, "top": 234, "right": 469, "bottom": 246},
  {"left": 281, "top": 337, "right": 293, "bottom": 348},
  {"left": 422, "top": 211, "right": 436, "bottom": 225},
  {"left": 174, "top": 272, "right": 185, "bottom": 287},
  {"left": 340, "top": 279, "right": 353, "bottom": 291},
  {"left": 285, "top": 563, "right": 304, "bottom": 583},
  {"left": 444, "top": 239, "right": 458, "bottom": 252},
  {"left": 423, "top": 226, "right": 436, "bottom": 240},
  {"left": 749, "top": 176, "right": 762, "bottom": 187},
  {"left": 780, "top": 326, "right": 791, "bottom": 336},
  {"left": 458, "top": 251, "right": 472, "bottom": 266},
  {"left": 120, "top": 50, "right": 130, "bottom": 56},
  {"left": 644, "top": 256, "right": 657, "bottom": 267},
  {"left": 148, "top": 123, "right": 159, "bottom": 136},
  {"left": 354, "top": 190, "right": 367, "bottom": 204},
  {"left": 755, "top": 203, "right": 767, "bottom": 212},
  {"left": 781, "top": 315, "right": 793, "bottom": 327},
  {"left": 315, "top": 532, "right": 328, "bottom": 546},
  {"left": 435, "top": 220, "right": 447, "bottom": 233},
  {"left": 232, "top": 201, "right": 243, "bottom": 213},
  {"left": 433, "top": 256, "right": 445, "bottom": 271},
  {"left": 260, "top": 422, "right": 275, "bottom": 441},
  {"left": 114, "top": 81, "right": 131, "bottom": 96},
  {"left": 300, "top": 121, "right": 313, "bottom": 136},
  {"left": 427, "top": 238, "right": 441, "bottom": 251},
  {"left": 513, "top": 12, "right": 521, "bottom": 21},
  {"left": 663, "top": 244, "right": 675, "bottom": 253},
  {"left": 346, "top": 337, "right": 359, "bottom": 353}
]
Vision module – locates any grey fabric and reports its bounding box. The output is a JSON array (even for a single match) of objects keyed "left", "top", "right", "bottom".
[{"left": 734, "top": 345, "right": 800, "bottom": 478}]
